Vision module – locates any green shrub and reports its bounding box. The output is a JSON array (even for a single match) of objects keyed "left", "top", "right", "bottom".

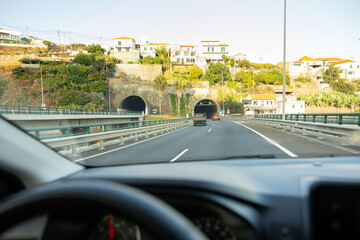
[{"left": 294, "top": 76, "right": 312, "bottom": 82}]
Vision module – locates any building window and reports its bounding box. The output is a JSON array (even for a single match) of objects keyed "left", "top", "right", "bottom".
[
  {"left": 118, "top": 41, "right": 121, "bottom": 46},
  {"left": 294, "top": 63, "right": 301, "bottom": 66},
  {"left": 221, "top": 47, "right": 225, "bottom": 52},
  {"left": 212, "top": 47, "right": 214, "bottom": 52},
  {"left": 144, "top": 47, "right": 147, "bottom": 51},
  {"left": 177, "top": 58, "right": 180, "bottom": 62},
  {"left": 207, "top": 47, "right": 210, "bottom": 52},
  {"left": 175, "top": 51, "right": 180, "bottom": 56},
  {"left": 350, "top": 65, "right": 353, "bottom": 68},
  {"left": 150, "top": 47, "right": 153, "bottom": 50},
  {"left": 184, "top": 52, "right": 189, "bottom": 56},
  {"left": 191, "top": 52, "right": 195, "bottom": 56},
  {"left": 357, "top": 65, "right": 359, "bottom": 69},
  {"left": 348, "top": 71, "right": 354, "bottom": 75},
  {"left": 292, "top": 105, "right": 295, "bottom": 109},
  {"left": 146, "top": 41, "right": 149, "bottom": 44},
  {"left": 126, "top": 48, "right": 129, "bottom": 52}
]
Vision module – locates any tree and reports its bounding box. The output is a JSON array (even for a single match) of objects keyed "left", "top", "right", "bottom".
[
  {"left": 154, "top": 46, "right": 170, "bottom": 73},
  {"left": 234, "top": 71, "right": 254, "bottom": 92},
  {"left": 204, "top": 63, "right": 231, "bottom": 85},
  {"left": 173, "top": 72, "right": 189, "bottom": 116},
  {"left": 154, "top": 74, "right": 167, "bottom": 114},
  {"left": 84, "top": 44, "right": 105, "bottom": 55},
  {"left": 73, "top": 52, "right": 93, "bottom": 66},
  {"left": 188, "top": 66, "right": 203, "bottom": 81},
  {"left": 43, "top": 40, "right": 53, "bottom": 48},
  {"left": 323, "top": 65, "right": 342, "bottom": 83}
]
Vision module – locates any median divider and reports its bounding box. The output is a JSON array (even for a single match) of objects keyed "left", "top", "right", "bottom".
[{"left": 43, "top": 119, "right": 193, "bottom": 158}]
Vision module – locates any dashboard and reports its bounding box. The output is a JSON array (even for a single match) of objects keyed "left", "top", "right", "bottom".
[{"left": 1, "top": 156, "right": 360, "bottom": 240}]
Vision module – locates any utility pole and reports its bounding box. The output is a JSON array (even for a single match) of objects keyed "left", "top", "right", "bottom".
[
  {"left": 26, "top": 26, "right": 28, "bottom": 36},
  {"left": 282, "top": 0, "right": 287, "bottom": 120},
  {"left": 105, "top": 52, "right": 111, "bottom": 110},
  {"left": 57, "top": 30, "right": 60, "bottom": 47},
  {"left": 40, "top": 64, "right": 44, "bottom": 107},
  {"left": 69, "top": 31, "right": 72, "bottom": 52},
  {"left": 63, "top": 32, "right": 66, "bottom": 52}
]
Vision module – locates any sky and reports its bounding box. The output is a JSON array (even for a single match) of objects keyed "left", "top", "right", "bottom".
[{"left": 1, "top": 0, "right": 359, "bottom": 64}]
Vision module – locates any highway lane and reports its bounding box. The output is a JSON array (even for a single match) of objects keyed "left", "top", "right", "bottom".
[{"left": 76, "top": 120, "right": 353, "bottom": 166}]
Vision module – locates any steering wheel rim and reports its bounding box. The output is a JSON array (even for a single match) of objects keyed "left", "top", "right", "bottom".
[{"left": 0, "top": 180, "right": 207, "bottom": 240}]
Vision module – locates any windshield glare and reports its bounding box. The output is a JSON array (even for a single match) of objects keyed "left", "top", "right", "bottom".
[{"left": 1, "top": 0, "right": 359, "bottom": 166}]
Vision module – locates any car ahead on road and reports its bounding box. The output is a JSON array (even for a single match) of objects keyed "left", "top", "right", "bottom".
[
  {"left": 213, "top": 114, "right": 220, "bottom": 120},
  {"left": 193, "top": 113, "right": 207, "bottom": 126}
]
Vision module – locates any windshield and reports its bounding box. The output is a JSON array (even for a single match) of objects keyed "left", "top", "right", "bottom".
[{"left": 1, "top": 0, "right": 360, "bottom": 166}]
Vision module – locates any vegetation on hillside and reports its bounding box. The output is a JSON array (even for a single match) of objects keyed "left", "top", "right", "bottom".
[
  {"left": 299, "top": 92, "right": 360, "bottom": 110},
  {"left": 10, "top": 44, "right": 118, "bottom": 109}
]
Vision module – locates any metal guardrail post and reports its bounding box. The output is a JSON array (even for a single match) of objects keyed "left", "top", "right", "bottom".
[
  {"left": 99, "top": 140, "right": 105, "bottom": 150},
  {"left": 145, "top": 130, "right": 149, "bottom": 138},
  {"left": 134, "top": 133, "right": 138, "bottom": 141},
  {"left": 120, "top": 136, "right": 124, "bottom": 145},
  {"left": 70, "top": 145, "right": 78, "bottom": 158},
  {"left": 339, "top": 115, "right": 343, "bottom": 125}
]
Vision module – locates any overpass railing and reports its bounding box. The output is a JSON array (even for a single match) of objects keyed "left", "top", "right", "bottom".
[
  {"left": 0, "top": 104, "right": 141, "bottom": 116},
  {"left": 25, "top": 118, "right": 190, "bottom": 140},
  {"left": 254, "top": 113, "right": 360, "bottom": 126}
]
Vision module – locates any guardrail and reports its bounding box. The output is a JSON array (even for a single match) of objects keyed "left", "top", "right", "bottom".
[
  {"left": 254, "top": 113, "right": 360, "bottom": 126},
  {"left": 43, "top": 119, "right": 192, "bottom": 158},
  {"left": 246, "top": 118, "right": 360, "bottom": 147},
  {"left": 0, "top": 104, "right": 141, "bottom": 116},
  {"left": 25, "top": 118, "right": 189, "bottom": 140}
]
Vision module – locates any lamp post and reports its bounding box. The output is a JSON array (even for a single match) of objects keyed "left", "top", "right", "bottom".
[
  {"left": 282, "top": 0, "right": 287, "bottom": 120},
  {"left": 40, "top": 63, "right": 45, "bottom": 107},
  {"left": 222, "top": 70, "right": 224, "bottom": 116},
  {"left": 105, "top": 51, "right": 111, "bottom": 111}
]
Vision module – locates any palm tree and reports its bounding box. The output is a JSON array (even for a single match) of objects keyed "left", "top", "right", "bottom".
[
  {"left": 154, "top": 46, "right": 170, "bottom": 73},
  {"left": 173, "top": 73, "right": 188, "bottom": 116},
  {"left": 154, "top": 74, "right": 167, "bottom": 115}
]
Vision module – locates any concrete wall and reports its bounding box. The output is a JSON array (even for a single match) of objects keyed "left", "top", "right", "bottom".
[
  {"left": 114, "top": 64, "right": 162, "bottom": 81},
  {"left": 109, "top": 78, "right": 222, "bottom": 115},
  {"left": 111, "top": 50, "right": 140, "bottom": 63}
]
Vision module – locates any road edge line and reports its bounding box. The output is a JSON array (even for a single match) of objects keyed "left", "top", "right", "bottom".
[{"left": 234, "top": 121, "right": 298, "bottom": 158}]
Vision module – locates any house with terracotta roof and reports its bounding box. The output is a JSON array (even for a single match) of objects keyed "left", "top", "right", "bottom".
[
  {"left": 240, "top": 94, "right": 277, "bottom": 115},
  {"left": 139, "top": 40, "right": 170, "bottom": 58},
  {"left": 170, "top": 44, "right": 198, "bottom": 65},
  {"left": 199, "top": 40, "right": 230, "bottom": 63},
  {"left": 113, "top": 37, "right": 136, "bottom": 52},
  {"left": 234, "top": 53, "right": 246, "bottom": 61},
  {"left": 332, "top": 59, "right": 360, "bottom": 80}
]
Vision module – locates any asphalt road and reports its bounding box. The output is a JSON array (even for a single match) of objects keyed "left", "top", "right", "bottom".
[{"left": 75, "top": 120, "right": 356, "bottom": 166}]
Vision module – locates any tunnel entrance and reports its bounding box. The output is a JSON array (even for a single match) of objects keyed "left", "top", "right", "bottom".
[
  {"left": 120, "top": 95, "right": 147, "bottom": 113},
  {"left": 194, "top": 99, "right": 220, "bottom": 119}
]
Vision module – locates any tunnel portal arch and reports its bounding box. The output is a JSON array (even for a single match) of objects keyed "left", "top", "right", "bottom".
[
  {"left": 193, "top": 99, "right": 221, "bottom": 118},
  {"left": 119, "top": 95, "right": 149, "bottom": 114}
]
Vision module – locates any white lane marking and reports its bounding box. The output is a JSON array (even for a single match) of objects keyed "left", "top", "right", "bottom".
[
  {"left": 208, "top": 128, "right": 212, "bottom": 133},
  {"left": 170, "top": 149, "right": 189, "bottom": 162},
  {"left": 234, "top": 122, "right": 298, "bottom": 158},
  {"left": 74, "top": 126, "right": 191, "bottom": 162}
]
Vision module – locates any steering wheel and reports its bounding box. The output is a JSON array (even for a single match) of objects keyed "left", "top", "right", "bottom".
[{"left": 0, "top": 180, "right": 207, "bottom": 240}]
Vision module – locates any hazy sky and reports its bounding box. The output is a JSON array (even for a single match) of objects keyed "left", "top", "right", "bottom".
[{"left": 1, "top": 0, "right": 359, "bottom": 64}]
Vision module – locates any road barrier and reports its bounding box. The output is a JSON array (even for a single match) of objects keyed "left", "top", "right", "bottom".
[
  {"left": 246, "top": 117, "right": 360, "bottom": 147},
  {"left": 255, "top": 113, "right": 360, "bottom": 126},
  {"left": 0, "top": 104, "right": 141, "bottom": 116},
  {"left": 25, "top": 118, "right": 189, "bottom": 140},
  {"left": 42, "top": 119, "right": 192, "bottom": 158}
]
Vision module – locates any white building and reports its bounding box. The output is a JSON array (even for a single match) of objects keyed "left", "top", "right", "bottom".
[
  {"left": 113, "top": 37, "right": 136, "bottom": 52},
  {"left": 140, "top": 43, "right": 169, "bottom": 58},
  {"left": 275, "top": 95, "right": 305, "bottom": 114},
  {"left": 234, "top": 53, "right": 246, "bottom": 61},
  {"left": 240, "top": 94, "right": 277, "bottom": 116},
  {"left": 170, "top": 44, "right": 198, "bottom": 65},
  {"left": 332, "top": 59, "right": 360, "bottom": 81},
  {"left": 0, "top": 27, "right": 20, "bottom": 43},
  {"left": 199, "top": 40, "right": 229, "bottom": 63}
]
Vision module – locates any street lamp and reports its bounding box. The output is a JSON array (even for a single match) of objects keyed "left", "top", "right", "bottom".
[
  {"left": 222, "top": 70, "right": 224, "bottom": 116},
  {"left": 40, "top": 63, "right": 45, "bottom": 107},
  {"left": 105, "top": 51, "right": 111, "bottom": 111},
  {"left": 282, "top": 0, "right": 287, "bottom": 120}
]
